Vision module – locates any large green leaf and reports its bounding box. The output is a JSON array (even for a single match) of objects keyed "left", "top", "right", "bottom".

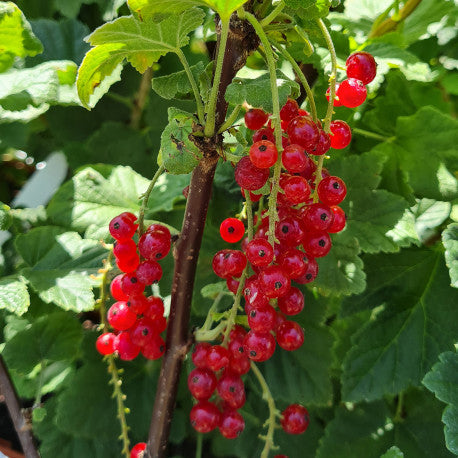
[
  {"left": 15, "top": 226, "right": 107, "bottom": 312},
  {"left": 284, "top": 0, "right": 331, "bottom": 20},
  {"left": 423, "top": 350, "right": 458, "bottom": 455},
  {"left": 341, "top": 249, "right": 458, "bottom": 402},
  {"left": 443, "top": 223, "right": 458, "bottom": 288},
  {"left": 77, "top": 8, "right": 205, "bottom": 108},
  {"left": 2, "top": 312, "right": 82, "bottom": 374},
  {"left": 381, "top": 446, "right": 404, "bottom": 458},
  {"left": 0, "top": 275, "right": 30, "bottom": 315},
  {"left": 0, "top": 2, "right": 43, "bottom": 72}
]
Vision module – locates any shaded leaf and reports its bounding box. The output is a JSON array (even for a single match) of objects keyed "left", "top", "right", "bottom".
[{"left": 442, "top": 223, "right": 458, "bottom": 288}]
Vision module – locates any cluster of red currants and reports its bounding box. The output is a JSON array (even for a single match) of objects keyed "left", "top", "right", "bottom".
[{"left": 95, "top": 212, "right": 171, "bottom": 361}]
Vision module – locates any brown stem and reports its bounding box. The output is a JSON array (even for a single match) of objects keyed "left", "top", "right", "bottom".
[
  {"left": 145, "top": 13, "right": 259, "bottom": 458},
  {"left": 0, "top": 355, "right": 40, "bottom": 458},
  {"left": 369, "top": 0, "right": 422, "bottom": 37},
  {"left": 130, "top": 67, "right": 153, "bottom": 129}
]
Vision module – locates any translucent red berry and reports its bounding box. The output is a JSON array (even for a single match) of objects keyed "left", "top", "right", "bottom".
[
  {"left": 107, "top": 301, "right": 137, "bottom": 331},
  {"left": 277, "top": 287, "right": 304, "bottom": 316},
  {"left": 317, "top": 176, "right": 347, "bottom": 206},
  {"left": 96, "top": 332, "right": 116, "bottom": 355},
  {"left": 130, "top": 442, "right": 146, "bottom": 458},
  {"left": 138, "top": 230, "right": 171, "bottom": 261},
  {"left": 302, "top": 231, "right": 332, "bottom": 258},
  {"left": 234, "top": 156, "right": 270, "bottom": 191},
  {"left": 301, "top": 203, "right": 334, "bottom": 232},
  {"left": 281, "top": 404, "right": 310, "bottom": 434},
  {"left": 126, "top": 294, "right": 148, "bottom": 315},
  {"left": 219, "top": 409, "right": 245, "bottom": 439},
  {"left": 143, "top": 296, "right": 164, "bottom": 321},
  {"left": 245, "top": 108, "right": 269, "bottom": 130},
  {"left": 110, "top": 274, "right": 129, "bottom": 301},
  {"left": 294, "top": 255, "right": 319, "bottom": 284},
  {"left": 121, "top": 273, "right": 145, "bottom": 297},
  {"left": 192, "top": 342, "right": 211, "bottom": 369},
  {"left": 276, "top": 321, "right": 304, "bottom": 351},
  {"left": 249, "top": 140, "right": 278, "bottom": 169},
  {"left": 337, "top": 78, "right": 367, "bottom": 108},
  {"left": 136, "top": 260, "right": 162, "bottom": 285},
  {"left": 141, "top": 334, "right": 165, "bottom": 360},
  {"left": 212, "top": 250, "right": 247, "bottom": 279},
  {"left": 206, "top": 345, "right": 230, "bottom": 372},
  {"left": 258, "top": 265, "right": 291, "bottom": 298},
  {"left": 220, "top": 218, "right": 245, "bottom": 243},
  {"left": 115, "top": 332, "right": 141, "bottom": 360},
  {"left": 277, "top": 248, "right": 308, "bottom": 279},
  {"left": 130, "top": 317, "right": 158, "bottom": 347},
  {"left": 280, "top": 98, "right": 299, "bottom": 122},
  {"left": 217, "top": 372, "right": 246, "bottom": 409},
  {"left": 252, "top": 126, "right": 275, "bottom": 143},
  {"left": 346, "top": 52, "right": 377, "bottom": 85},
  {"left": 245, "top": 238, "right": 274, "bottom": 267},
  {"left": 248, "top": 304, "right": 277, "bottom": 333},
  {"left": 229, "top": 354, "right": 251, "bottom": 375},
  {"left": 116, "top": 255, "right": 140, "bottom": 273},
  {"left": 275, "top": 217, "right": 304, "bottom": 247},
  {"left": 188, "top": 368, "right": 217, "bottom": 400},
  {"left": 113, "top": 239, "right": 137, "bottom": 261},
  {"left": 282, "top": 144, "right": 308, "bottom": 173},
  {"left": 330, "top": 120, "right": 351, "bottom": 149},
  {"left": 190, "top": 401, "right": 221, "bottom": 433},
  {"left": 243, "top": 331, "right": 276, "bottom": 362},
  {"left": 281, "top": 175, "right": 311, "bottom": 205},
  {"left": 328, "top": 206, "right": 346, "bottom": 233},
  {"left": 313, "top": 130, "right": 331, "bottom": 156},
  {"left": 109, "top": 212, "right": 137, "bottom": 242},
  {"left": 287, "top": 116, "right": 320, "bottom": 152}
]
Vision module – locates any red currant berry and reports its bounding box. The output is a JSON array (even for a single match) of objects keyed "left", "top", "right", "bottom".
[
  {"left": 277, "top": 248, "right": 308, "bottom": 279},
  {"left": 230, "top": 325, "right": 248, "bottom": 341},
  {"left": 212, "top": 250, "right": 247, "bottom": 279},
  {"left": 258, "top": 265, "right": 291, "bottom": 298},
  {"left": 275, "top": 217, "right": 304, "bottom": 247},
  {"left": 109, "top": 212, "right": 138, "bottom": 242},
  {"left": 130, "top": 442, "right": 146, "bottom": 458},
  {"left": 287, "top": 116, "right": 319, "bottom": 152},
  {"left": 229, "top": 354, "right": 251, "bottom": 375},
  {"left": 280, "top": 98, "right": 299, "bottom": 122},
  {"left": 281, "top": 175, "right": 311, "bottom": 205},
  {"left": 328, "top": 206, "right": 346, "bottom": 233},
  {"left": 220, "top": 218, "right": 245, "bottom": 243},
  {"left": 337, "top": 78, "right": 367, "bottom": 108},
  {"left": 299, "top": 156, "right": 317, "bottom": 181},
  {"left": 126, "top": 294, "right": 148, "bottom": 315},
  {"left": 294, "top": 255, "right": 319, "bottom": 284},
  {"left": 330, "top": 120, "right": 351, "bottom": 149},
  {"left": 245, "top": 108, "right": 269, "bottom": 130},
  {"left": 276, "top": 321, "right": 304, "bottom": 351},
  {"left": 326, "top": 83, "right": 341, "bottom": 107},
  {"left": 252, "top": 126, "right": 275, "bottom": 143},
  {"left": 302, "top": 231, "right": 332, "bottom": 258},
  {"left": 281, "top": 404, "right": 310, "bottom": 434},
  {"left": 313, "top": 130, "right": 331, "bottom": 156},
  {"left": 234, "top": 156, "right": 270, "bottom": 191},
  {"left": 115, "top": 332, "right": 141, "bottom": 360},
  {"left": 121, "top": 273, "right": 145, "bottom": 296},
  {"left": 141, "top": 334, "right": 165, "bottom": 360},
  {"left": 277, "top": 287, "right": 304, "bottom": 315},
  {"left": 143, "top": 296, "right": 164, "bottom": 320},
  {"left": 138, "top": 230, "right": 171, "bottom": 261},
  {"left": 243, "top": 277, "right": 270, "bottom": 309},
  {"left": 130, "top": 317, "right": 158, "bottom": 347},
  {"left": 217, "top": 372, "right": 246, "bottom": 409},
  {"left": 188, "top": 368, "right": 217, "bottom": 400},
  {"left": 113, "top": 239, "right": 137, "bottom": 261},
  {"left": 190, "top": 401, "right": 221, "bottom": 433},
  {"left": 282, "top": 144, "right": 307, "bottom": 173},
  {"left": 245, "top": 238, "right": 274, "bottom": 267},
  {"left": 96, "top": 332, "right": 116, "bottom": 355},
  {"left": 206, "top": 345, "right": 230, "bottom": 372},
  {"left": 136, "top": 260, "right": 162, "bottom": 285},
  {"left": 274, "top": 311, "right": 287, "bottom": 332},
  {"left": 107, "top": 301, "right": 137, "bottom": 331},
  {"left": 301, "top": 203, "right": 334, "bottom": 232},
  {"left": 228, "top": 336, "right": 246, "bottom": 359},
  {"left": 249, "top": 140, "right": 278, "bottom": 169},
  {"left": 243, "top": 331, "right": 276, "bottom": 362},
  {"left": 346, "top": 52, "right": 377, "bottom": 85},
  {"left": 110, "top": 274, "right": 129, "bottom": 301},
  {"left": 219, "top": 409, "right": 245, "bottom": 439},
  {"left": 317, "top": 176, "right": 347, "bottom": 206},
  {"left": 116, "top": 255, "right": 140, "bottom": 273},
  {"left": 226, "top": 277, "right": 240, "bottom": 294},
  {"left": 192, "top": 342, "right": 211, "bottom": 369},
  {"left": 248, "top": 304, "right": 276, "bottom": 333}
]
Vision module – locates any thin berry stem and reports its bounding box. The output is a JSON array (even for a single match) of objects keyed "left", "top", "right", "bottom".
[
  {"left": 200, "top": 292, "right": 225, "bottom": 332},
  {"left": 260, "top": 0, "right": 285, "bottom": 27},
  {"left": 138, "top": 165, "right": 166, "bottom": 235},
  {"left": 195, "top": 432, "right": 203, "bottom": 458},
  {"left": 217, "top": 104, "right": 242, "bottom": 134},
  {"left": 352, "top": 127, "right": 393, "bottom": 142},
  {"left": 250, "top": 362, "right": 279, "bottom": 458}
]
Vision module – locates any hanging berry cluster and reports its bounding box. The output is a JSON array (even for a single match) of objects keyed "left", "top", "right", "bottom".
[{"left": 96, "top": 212, "right": 171, "bottom": 362}]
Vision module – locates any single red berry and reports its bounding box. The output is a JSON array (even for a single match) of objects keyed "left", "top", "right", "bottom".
[
  {"left": 206, "top": 345, "right": 230, "bottom": 372},
  {"left": 280, "top": 98, "right": 299, "bottom": 122},
  {"left": 346, "top": 52, "right": 377, "bottom": 85},
  {"left": 281, "top": 175, "right": 311, "bottom": 205},
  {"left": 249, "top": 140, "right": 278, "bottom": 169},
  {"left": 188, "top": 368, "right": 217, "bottom": 400},
  {"left": 252, "top": 126, "right": 275, "bottom": 143},
  {"left": 274, "top": 311, "right": 287, "bottom": 332},
  {"left": 243, "top": 277, "right": 270, "bottom": 309},
  {"left": 245, "top": 108, "right": 269, "bottom": 130},
  {"left": 277, "top": 248, "right": 308, "bottom": 279},
  {"left": 234, "top": 156, "right": 270, "bottom": 191},
  {"left": 138, "top": 230, "right": 171, "bottom": 261},
  {"left": 294, "top": 255, "right": 319, "bottom": 284},
  {"left": 245, "top": 238, "right": 274, "bottom": 267},
  {"left": 326, "top": 83, "right": 342, "bottom": 107},
  {"left": 217, "top": 372, "right": 246, "bottom": 409},
  {"left": 229, "top": 354, "right": 251, "bottom": 375},
  {"left": 126, "top": 294, "right": 148, "bottom": 315},
  {"left": 302, "top": 231, "right": 332, "bottom": 258},
  {"left": 299, "top": 156, "right": 317, "bottom": 181},
  {"left": 141, "top": 334, "right": 165, "bottom": 360},
  {"left": 277, "top": 287, "right": 304, "bottom": 316},
  {"left": 146, "top": 223, "right": 171, "bottom": 237},
  {"left": 130, "top": 442, "right": 146, "bottom": 458},
  {"left": 96, "top": 332, "right": 116, "bottom": 355},
  {"left": 276, "top": 321, "right": 304, "bottom": 351},
  {"left": 212, "top": 250, "right": 247, "bottom": 279},
  {"left": 230, "top": 325, "right": 248, "bottom": 342},
  {"left": 220, "top": 218, "right": 245, "bottom": 243},
  {"left": 228, "top": 337, "right": 246, "bottom": 359},
  {"left": 109, "top": 212, "right": 138, "bottom": 242},
  {"left": 116, "top": 255, "right": 140, "bottom": 273},
  {"left": 282, "top": 144, "right": 308, "bottom": 173},
  {"left": 115, "top": 331, "right": 141, "bottom": 360},
  {"left": 301, "top": 203, "right": 334, "bottom": 232},
  {"left": 143, "top": 296, "right": 164, "bottom": 320},
  {"left": 136, "top": 260, "right": 162, "bottom": 285},
  {"left": 313, "top": 130, "right": 331, "bottom": 156},
  {"left": 248, "top": 304, "right": 277, "bottom": 333},
  {"left": 190, "top": 401, "right": 221, "bottom": 433},
  {"left": 258, "top": 265, "right": 291, "bottom": 298},
  {"left": 287, "top": 116, "right": 320, "bottom": 152},
  {"left": 330, "top": 120, "right": 351, "bottom": 149},
  {"left": 328, "top": 206, "right": 346, "bottom": 233},
  {"left": 110, "top": 274, "right": 129, "bottom": 301},
  {"left": 337, "top": 78, "right": 367, "bottom": 108},
  {"left": 192, "top": 342, "right": 211, "bottom": 369},
  {"left": 281, "top": 404, "right": 310, "bottom": 434},
  {"left": 317, "top": 176, "right": 347, "bottom": 206},
  {"left": 130, "top": 317, "right": 158, "bottom": 347},
  {"left": 275, "top": 217, "right": 304, "bottom": 247},
  {"left": 113, "top": 239, "right": 137, "bottom": 261},
  {"left": 243, "top": 331, "right": 276, "bottom": 362},
  {"left": 226, "top": 277, "right": 240, "bottom": 294},
  {"left": 107, "top": 301, "right": 137, "bottom": 331},
  {"left": 219, "top": 409, "right": 245, "bottom": 439},
  {"left": 121, "top": 273, "right": 145, "bottom": 297}
]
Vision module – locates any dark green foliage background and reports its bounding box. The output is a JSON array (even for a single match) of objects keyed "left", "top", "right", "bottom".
[{"left": 0, "top": 0, "right": 457, "bottom": 457}]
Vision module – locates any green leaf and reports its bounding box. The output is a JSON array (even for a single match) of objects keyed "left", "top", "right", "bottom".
[
  {"left": 77, "top": 9, "right": 205, "bottom": 108},
  {"left": 443, "top": 223, "right": 458, "bottom": 288},
  {"left": 381, "top": 446, "right": 404, "bottom": 458},
  {"left": 128, "top": 0, "right": 248, "bottom": 21},
  {"left": 341, "top": 249, "right": 458, "bottom": 402},
  {"left": 152, "top": 61, "right": 205, "bottom": 99},
  {"left": 413, "top": 199, "right": 451, "bottom": 242},
  {"left": 15, "top": 227, "right": 106, "bottom": 312},
  {"left": 200, "top": 281, "right": 227, "bottom": 299},
  {"left": 0, "top": 2, "right": 43, "bottom": 72},
  {"left": 0, "top": 275, "right": 30, "bottom": 315},
  {"left": 0, "top": 201, "right": 12, "bottom": 230},
  {"left": 47, "top": 165, "right": 187, "bottom": 238},
  {"left": 160, "top": 108, "right": 201, "bottom": 174},
  {"left": 225, "top": 70, "right": 300, "bottom": 114},
  {"left": 2, "top": 312, "right": 82, "bottom": 374},
  {"left": 284, "top": 0, "right": 331, "bottom": 20}
]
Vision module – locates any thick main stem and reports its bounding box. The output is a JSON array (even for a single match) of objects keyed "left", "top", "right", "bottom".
[{"left": 0, "top": 355, "right": 40, "bottom": 458}]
